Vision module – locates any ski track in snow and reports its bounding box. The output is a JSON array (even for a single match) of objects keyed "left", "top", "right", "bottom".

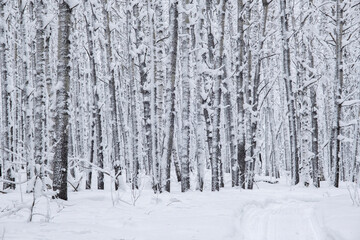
[{"left": 234, "top": 200, "right": 328, "bottom": 240}]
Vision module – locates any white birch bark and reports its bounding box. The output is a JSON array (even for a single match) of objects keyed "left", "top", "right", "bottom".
[
  {"left": 34, "top": 0, "right": 46, "bottom": 182},
  {"left": 0, "top": 0, "right": 14, "bottom": 189},
  {"left": 179, "top": 0, "right": 191, "bottom": 192}
]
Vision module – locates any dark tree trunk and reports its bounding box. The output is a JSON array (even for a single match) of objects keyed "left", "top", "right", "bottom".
[{"left": 53, "top": 0, "right": 71, "bottom": 200}]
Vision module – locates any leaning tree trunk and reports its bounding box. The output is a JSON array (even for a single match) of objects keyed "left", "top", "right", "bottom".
[{"left": 53, "top": 0, "right": 71, "bottom": 200}]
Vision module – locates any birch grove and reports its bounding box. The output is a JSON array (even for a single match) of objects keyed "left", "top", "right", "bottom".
[{"left": 0, "top": 0, "right": 359, "bottom": 199}]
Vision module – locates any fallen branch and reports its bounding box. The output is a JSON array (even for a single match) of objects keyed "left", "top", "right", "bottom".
[{"left": 255, "top": 179, "right": 279, "bottom": 184}]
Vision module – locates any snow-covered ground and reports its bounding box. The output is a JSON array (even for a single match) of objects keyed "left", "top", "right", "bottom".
[{"left": 1, "top": 177, "right": 360, "bottom": 240}]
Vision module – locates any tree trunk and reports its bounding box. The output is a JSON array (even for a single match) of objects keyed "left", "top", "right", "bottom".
[
  {"left": 34, "top": 0, "right": 46, "bottom": 182},
  {"left": 0, "top": 0, "right": 15, "bottom": 190},
  {"left": 102, "top": 0, "right": 121, "bottom": 190},
  {"left": 332, "top": 0, "right": 343, "bottom": 188},
  {"left": 82, "top": 0, "right": 103, "bottom": 190},
  {"left": 194, "top": 2, "right": 206, "bottom": 191},
  {"left": 53, "top": 0, "right": 71, "bottom": 200},
  {"left": 179, "top": 0, "right": 191, "bottom": 192},
  {"left": 280, "top": 0, "right": 299, "bottom": 185},
  {"left": 308, "top": 30, "right": 320, "bottom": 187},
  {"left": 237, "top": 0, "right": 246, "bottom": 189},
  {"left": 164, "top": 0, "right": 179, "bottom": 192}
]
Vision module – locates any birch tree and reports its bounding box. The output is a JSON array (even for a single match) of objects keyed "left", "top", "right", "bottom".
[
  {"left": 236, "top": 0, "right": 246, "bottom": 189},
  {"left": 53, "top": 0, "right": 71, "bottom": 200},
  {"left": 0, "top": 0, "right": 14, "bottom": 189},
  {"left": 331, "top": 0, "right": 343, "bottom": 188},
  {"left": 163, "top": 0, "right": 178, "bottom": 192},
  {"left": 34, "top": 0, "right": 46, "bottom": 183},
  {"left": 280, "top": 0, "right": 299, "bottom": 185},
  {"left": 101, "top": 0, "right": 121, "bottom": 190},
  {"left": 179, "top": 0, "right": 191, "bottom": 192}
]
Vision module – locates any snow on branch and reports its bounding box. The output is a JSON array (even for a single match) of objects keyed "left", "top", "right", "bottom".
[{"left": 340, "top": 99, "right": 360, "bottom": 107}]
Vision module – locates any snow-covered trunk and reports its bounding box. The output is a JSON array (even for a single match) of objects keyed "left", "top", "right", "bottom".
[
  {"left": 308, "top": 28, "right": 320, "bottom": 187},
  {"left": 117, "top": 72, "right": 130, "bottom": 184},
  {"left": 210, "top": 0, "right": 226, "bottom": 191},
  {"left": 264, "top": 106, "right": 270, "bottom": 176},
  {"left": 132, "top": 3, "right": 151, "bottom": 182},
  {"left": 53, "top": 0, "right": 71, "bottom": 200},
  {"left": 123, "top": 0, "right": 132, "bottom": 184},
  {"left": 280, "top": 0, "right": 299, "bottom": 185},
  {"left": 19, "top": 1, "right": 28, "bottom": 183},
  {"left": 223, "top": 8, "right": 237, "bottom": 186},
  {"left": 203, "top": 0, "right": 215, "bottom": 175},
  {"left": 332, "top": 0, "right": 343, "bottom": 188},
  {"left": 293, "top": 1, "right": 310, "bottom": 186},
  {"left": 0, "top": 0, "right": 14, "bottom": 190},
  {"left": 310, "top": 84, "right": 320, "bottom": 187},
  {"left": 236, "top": 0, "right": 246, "bottom": 189},
  {"left": 194, "top": 0, "right": 206, "bottom": 191},
  {"left": 34, "top": 0, "right": 45, "bottom": 183},
  {"left": 353, "top": 108, "right": 360, "bottom": 182},
  {"left": 130, "top": 2, "right": 141, "bottom": 189},
  {"left": 163, "top": 1, "right": 178, "bottom": 192},
  {"left": 247, "top": 0, "right": 269, "bottom": 189},
  {"left": 179, "top": 0, "right": 191, "bottom": 192},
  {"left": 18, "top": 0, "right": 31, "bottom": 183},
  {"left": 244, "top": 0, "right": 252, "bottom": 189},
  {"left": 101, "top": 0, "right": 121, "bottom": 190},
  {"left": 268, "top": 107, "right": 279, "bottom": 178},
  {"left": 130, "top": 62, "right": 139, "bottom": 190},
  {"left": 124, "top": 1, "right": 138, "bottom": 189},
  {"left": 45, "top": 32, "right": 55, "bottom": 177},
  {"left": 27, "top": 1, "right": 36, "bottom": 186},
  {"left": 95, "top": 28, "right": 104, "bottom": 190},
  {"left": 225, "top": 91, "right": 237, "bottom": 186},
  {"left": 114, "top": 69, "right": 127, "bottom": 179},
  {"left": 82, "top": 0, "right": 103, "bottom": 190},
  {"left": 195, "top": 83, "right": 205, "bottom": 191},
  {"left": 147, "top": 0, "right": 161, "bottom": 193},
  {"left": 154, "top": 0, "right": 166, "bottom": 192}
]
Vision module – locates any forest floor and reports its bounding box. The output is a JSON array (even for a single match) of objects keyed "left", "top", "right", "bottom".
[{"left": 1, "top": 174, "right": 360, "bottom": 240}]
